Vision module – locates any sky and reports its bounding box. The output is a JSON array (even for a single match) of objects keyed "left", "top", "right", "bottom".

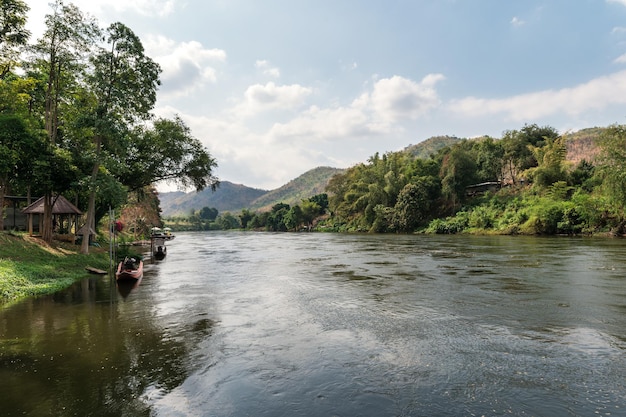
[{"left": 22, "top": 0, "right": 626, "bottom": 191}]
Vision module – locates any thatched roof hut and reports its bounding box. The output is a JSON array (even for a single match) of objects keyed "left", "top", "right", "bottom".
[
  {"left": 22, "top": 195, "right": 82, "bottom": 215},
  {"left": 22, "top": 195, "right": 82, "bottom": 237}
]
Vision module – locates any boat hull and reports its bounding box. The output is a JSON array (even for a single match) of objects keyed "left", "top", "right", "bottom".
[{"left": 115, "top": 260, "right": 144, "bottom": 281}]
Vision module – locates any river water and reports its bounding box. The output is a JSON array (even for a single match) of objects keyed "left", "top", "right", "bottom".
[{"left": 1, "top": 232, "right": 625, "bottom": 416}]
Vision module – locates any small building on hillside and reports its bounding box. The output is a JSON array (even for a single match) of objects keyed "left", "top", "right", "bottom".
[
  {"left": 21, "top": 195, "right": 82, "bottom": 239},
  {"left": 465, "top": 181, "right": 502, "bottom": 196},
  {"left": 2, "top": 196, "right": 32, "bottom": 231}
]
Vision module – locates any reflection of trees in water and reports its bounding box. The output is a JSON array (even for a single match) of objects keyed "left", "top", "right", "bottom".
[{"left": 0, "top": 278, "right": 215, "bottom": 416}]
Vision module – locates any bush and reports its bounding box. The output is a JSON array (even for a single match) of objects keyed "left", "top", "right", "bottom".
[{"left": 425, "top": 212, "right": 470, "bottom": 234}]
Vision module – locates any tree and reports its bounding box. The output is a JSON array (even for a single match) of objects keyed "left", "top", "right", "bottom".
[
  {"left": 474, "top": 136, "right": 504, "bottom": 183},
  {"left": 120, "top": 116, "right": 219, "bottom": 192},
  {"left": 267, "top": 203, "right": 290, "bottom": 231},
  {"left": 308, "top": 193, "right": 329, "bottom": 213},
  {"left": 0, "top": 114, "right": 40, "bottom": 230},
  {"left": 216, "top": 212, "right": 239, "bottom": 230},
  {"left": 80, "top": 22, "right": 160, "bottom": 254},
  {"left": 284, "top": 205, "right": 303, "bottom": 231},
  {"left": 30, "top": 0, "right": 99, "bottom": 242},
  {"left": 300, "top": 200, "right": 321, "bottom": 230},
  {"left": 392, "top": 177, "right": 436, "bottom": 232},
  {"left": 0, "top": 0, "right": 30, "bottom": 78},
  {"left": 597, "top": 124, "right": 626, "bottom": 221},
  {"left": 439, "top": 143, "right": 477, "bottom": 210},
  {"left": 500, "top": 124, "right": 559, "bottom": 185},
  {"left": 238, "top": 208, "right": 252, "bottom": 228},
  {"left": 525, "top": 136, "right": 567, "bottom": 187},
  {"left": 199, "top": 206, "right": 218, "bottom": 221}
]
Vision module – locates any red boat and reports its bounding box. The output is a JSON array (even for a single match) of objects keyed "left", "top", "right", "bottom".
[{"left": 116, "top": 257, "right": 144, "bottom": 281}]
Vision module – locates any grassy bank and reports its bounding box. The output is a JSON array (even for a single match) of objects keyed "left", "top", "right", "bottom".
[{"left": 0, "top": 232, "right": 111, "bottom": 305}]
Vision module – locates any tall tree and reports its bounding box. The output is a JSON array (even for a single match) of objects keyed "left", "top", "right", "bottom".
[
  {"left": 525, "top": 136, "right": 567, "bottom": 187},
  {"left": 500, "top": 124, "right": 559, "bottom": 185},
  {"left": 392, "top": 177, "right": 438, "bottom": 232},
  {"left": 120, "top": 116, "right": 218, "bottom": 192},
  {"left": 0, "top": 0, "right": 30, "bottom": 78},
  {"left": 30, "top": 0, "right": 99, "bottom": 242},
  {"left": 439, "top": 142, "right": 477, "bottom": 210},
  {"left": 597, "top": 124, "right": 626, "bottom": 220},
  {"left": 0, "top": 114, "right": 41, "bottom": 230},
  {"left": 80, "top": 22, "right": 161, "bottom": 254}
]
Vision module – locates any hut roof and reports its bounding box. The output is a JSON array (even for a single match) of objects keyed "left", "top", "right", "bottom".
[
  {"left": 21, "top": 195, "right": 82, "bottom": 215},
  {"left": 76, "top": 224, "right": 96, "bottom": 236}
]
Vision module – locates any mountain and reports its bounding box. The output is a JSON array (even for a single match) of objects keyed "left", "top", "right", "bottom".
[
  {"left": 158, "top": 182, "right": 268, "bottom": 217},
  {"left": 403, "top": 135, "right": 462, "bottom": 159},
  {"left": 158, "top": 166, "right": 344, "bottom": 217},
  {"left": 248, "top": 166, "right": 344, "bottom": 211},
  {"left": 564, "top": 127, "right": 603, "bottom": 164},
  {"left": 404, "top": 131, "right": 602, "bottom": 164},
  {"left": 159, "top": 129, "right": 603, "bottom": 218}
]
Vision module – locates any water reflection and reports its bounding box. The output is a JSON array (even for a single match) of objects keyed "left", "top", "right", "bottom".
[
  {"left": 0, "top": 272, "right": 213, "bottom": 417},
  {"left": 1, "top": 232, "right": 625, "bottom": 416},
  {"left": 117, "top": 276, "right": 142, "bottom": 299}
]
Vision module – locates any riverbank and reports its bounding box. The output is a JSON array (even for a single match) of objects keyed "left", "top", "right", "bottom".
[{"left": 0, "top": 232, "right": 111, "bottom": 306}]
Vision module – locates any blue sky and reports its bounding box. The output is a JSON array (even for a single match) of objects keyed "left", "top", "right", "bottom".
[{"left": 24, "top": 0, "right": 626, "bottom": 190}]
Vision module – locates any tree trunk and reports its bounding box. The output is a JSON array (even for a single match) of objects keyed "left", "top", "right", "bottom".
[
  {"left": 0, "top": 180, "right": 6, "bottom": 231},
  {"left": 27, "top": 187, "right": 32, "bottom": 234},
  {"left": 42, "top": 192, "right": 53, "bottom": 242},
  {"left": 81, "top": 136, "right": 102, "bottom": 254},
  {"left": 80, "top": 188, "right": 96, "bottom": 254}
]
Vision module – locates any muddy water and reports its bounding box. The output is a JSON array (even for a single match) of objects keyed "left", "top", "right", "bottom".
[{"left": 1, "top": 232, "right": 625, "bottom": 416}]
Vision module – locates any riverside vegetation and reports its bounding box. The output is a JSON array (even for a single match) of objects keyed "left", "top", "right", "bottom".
[
  {"left": 2, "top": 2, "right": 626, "bottom": 305},
  {"left": 165, "top": 125, "right": 626, "bottom": 236},
  {"left": 0, "top": 232, "right": 109, "bottom": 305}
]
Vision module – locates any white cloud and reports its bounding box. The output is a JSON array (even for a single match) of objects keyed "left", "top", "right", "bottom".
[
  {"left": 510, "top": 16, "right": 525, "bottom": 27},
  {"left": 265, "top": 74, "right": 445, "bottom": 143},
  {"left": 78, "top": 0, "right": 178, "bottom": 17},
  {"left": 143, "top": 36, "right": 226, "bottom": 97},
  {"left": 268, "top": 104, "right": 378, "bottom": 142},
  {"left": 369, "top": 74, "right": 445, "bottom": 122},
  {"left": 255, "top": 60, "right": 281, "bottom": 78},
  {"left": 234, "top": 82, "right": 313, "bottom": 116},
  {"left": 448, "top": 70, "right": 626, "bottom": 121},
  {"left": 607, "top": 0, "right": 626, "bottom": 7},
  {"left": 614, "top": 53, "right": 626, "bottom": 63}
]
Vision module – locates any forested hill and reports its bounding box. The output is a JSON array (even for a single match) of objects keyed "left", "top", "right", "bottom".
[
  {"left": 403, "top": 130, "right": 602, "bottom": 163},
  {"left": 159, "top": 166, "right": 344, "bottom": 217},
  {"left": 159, "top": 129, "right": 603, "bottom": 218},
  {"left": 404, "top": 135, "right": 462, "bottom": 159}
]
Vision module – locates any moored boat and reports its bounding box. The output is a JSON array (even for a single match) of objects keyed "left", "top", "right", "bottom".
[
  {"left": 154, "top": 245, "right": 167, "bottom": 260},
  {"left": 163, "top": 227, "right": 175, "bottom": 240},
  {"left": 116, "top": 257, "right": 144, "bottom": 281}
]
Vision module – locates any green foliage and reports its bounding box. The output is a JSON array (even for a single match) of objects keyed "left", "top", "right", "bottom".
[
  {"left": 0, "top": 0, "right": 30, "bottom": 77},
  {"left": 596, "top": 124, "right": 626, "bottom": 215},
  {"left": 250, "top": 167, "right": 343, "bottom": 211},
  {"left": 200, "top": 206, "right": 218, "bottom": 221},
  {"left": 425, "top": 213, "right": 470, "bottom": 234},
  {"left": 120, "top": 116, "right": 218, "bottom": 192},
  {"left": 216, "top": 212, "right": 240, "bottom": 230},
  {"left": 439, "top": 142, "right": 478, "bottom": 208},
  {"left": 391, "top": 177, "right": 436, "bottom": 232},
  {"left": 404, "top": 135, "right": 461, "bottom": 159},
  {"left": 0, "top": 232, "right": 109, "bottom": 304},
  {"left": 525, "top": 136, "right": 568, "bottom": 187}
]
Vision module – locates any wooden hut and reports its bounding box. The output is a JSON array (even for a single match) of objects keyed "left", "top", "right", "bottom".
[{"left": 21, "top": 195, "right": 82, "bottom": 240}]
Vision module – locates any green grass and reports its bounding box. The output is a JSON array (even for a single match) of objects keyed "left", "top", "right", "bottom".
[{"left": 0, "top": 232, "right": 110, "bottom": 305}]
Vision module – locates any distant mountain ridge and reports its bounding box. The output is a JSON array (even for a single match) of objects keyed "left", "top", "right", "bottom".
[
  {"left": 159, "top": 166, "right": 344, "bottom": 217},
  {"left": 403, "top": 135, "right": 461, "bottom": 158},
  {"left": 159, "top": 129, "right": 603, "bottom": 217}
]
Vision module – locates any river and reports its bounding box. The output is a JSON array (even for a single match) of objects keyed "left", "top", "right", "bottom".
[{"left": 1, "top": 232, "right": 625, "bottom": 416}]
